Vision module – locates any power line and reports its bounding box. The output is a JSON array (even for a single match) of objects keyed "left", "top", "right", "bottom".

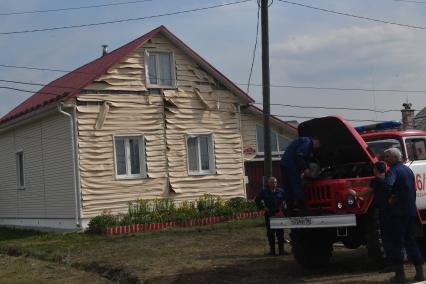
[
  {"left": 255, "top": 102, "right": 400, "bottom": 113},
  {"left": 0, "top": 0, "right": 251, "bottom": 35},
  {"left": 246, "top": 1, "right": 260, "bottom": 95},
  {"left": 1, "top": 62, "right": 426, "bottom": 94},
  {"left": 0, "top": 64, "right": 75, "bottom": 73},
  {"left": 0, "top": 0, "right": 153, "bottom": 16},
  {"left": 392, "top": 0, "right": 426, "bottom": 3},
  {"left": 277, "top": 0, "right": 426, "bottom": 30},
  {"left": 238, "top": 82, "right": 426, "bottom": 94},
  {"left": 0, "top": 80, "right": 404, "bottom": 113}
]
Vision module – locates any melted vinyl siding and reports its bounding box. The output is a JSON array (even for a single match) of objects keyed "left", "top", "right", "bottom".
[
  {"left": 145, "top": 35, "right": 245, "bottom": 199},
  {"left": 79, "top": 34, "right": 245, "bottom": 213},
  {"left": 0, "top": 114, "right": 75, "bottom": 219},
  {"left": 77, "top": 95, "right": 167, "bottom": 217},
  {"left": 165, "top": 89, "right": 245, "bottom": 200}
]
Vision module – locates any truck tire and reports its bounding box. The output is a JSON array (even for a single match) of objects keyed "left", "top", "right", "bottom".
[
  {"left": 364, "top": 209, "right": 385, "bottom": 264},
  {"left": 290, "top": 229, "right": 333, "bottom": 268}
]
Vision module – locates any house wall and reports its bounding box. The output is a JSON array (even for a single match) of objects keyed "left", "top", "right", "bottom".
[
  {"left": 79, "top": 34, "right": 245, "bottom": 217},
  {"left": 0, "top": 113, "right": 76, "bottom": 223},
  {"left": 76, "top": 94, "right": 167, "bottom": 217},
  {"left": 240, "top": 112, "right": 297, "bottom": 160}
]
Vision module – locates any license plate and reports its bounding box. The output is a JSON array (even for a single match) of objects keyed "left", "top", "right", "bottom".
[{"left": 290, "top": 217, "right": 312, "bottom": 226}]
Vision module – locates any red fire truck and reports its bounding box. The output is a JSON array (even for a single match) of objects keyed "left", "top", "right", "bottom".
[{"left": 271, "top": 116, "right": 426, "bottom": 268}]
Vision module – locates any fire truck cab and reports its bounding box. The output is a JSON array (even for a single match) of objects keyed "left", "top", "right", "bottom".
[{"left": 271, "top": 116, "right": 426, "bottom": 268}]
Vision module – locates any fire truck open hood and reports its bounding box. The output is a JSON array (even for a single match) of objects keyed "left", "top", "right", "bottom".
[{"left": 298, "top": 116, "right": 375, "bottom": 167}]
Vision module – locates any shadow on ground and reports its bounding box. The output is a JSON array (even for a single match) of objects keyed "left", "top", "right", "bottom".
[{"left": 144, "top": 247, "right": 393, "bottom": 284}]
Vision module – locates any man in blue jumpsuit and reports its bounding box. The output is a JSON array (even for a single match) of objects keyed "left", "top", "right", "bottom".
[
  {"left": 383, "top": 147, "right": 424, "bottom": 283},
  {"left": 255, "top": 177, "right": 286, "bottom": 256},
  {"left": 280, "top": 137, "right": 320, "bottom": 216}
]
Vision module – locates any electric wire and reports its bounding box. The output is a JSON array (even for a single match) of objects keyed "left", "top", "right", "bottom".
[
  {"left": 0, "top": 0, "right": 153, "bottom": 16},
  {"left": 277, "top": 0, "right": 426, "bottom": 30},
  {"left": 0, "top": 0, "right": 252, "bottom": 35},
  {"left": 0, "top": 80, "right": 403, "bottom": 113},
  {"left": 0, "top": 64, "right": 425, "bottom": 94},
  {"left": 246, "top": 1, "right": 260, "bottom": 95}
]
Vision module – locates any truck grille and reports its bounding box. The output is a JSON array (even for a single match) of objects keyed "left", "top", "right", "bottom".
[
  {"left": 306, "top": 185, "right": 331, "bottom": 201},
  {"left": 305, "top": 185, "right": 332, "bottom": 210}
]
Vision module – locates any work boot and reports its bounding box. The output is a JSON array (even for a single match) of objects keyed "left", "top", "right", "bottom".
[
  {"left": 414, "top": 263, "right": 425, "bottom": 282},
  {"left": 390, "top": 265, "right": 406, "bottom": 284},
  {"left": 278, "top": 244, "right": 285, "bottom": 256},
  {"left": 267, "top": 245, "right": 276, "bottom": 256}
]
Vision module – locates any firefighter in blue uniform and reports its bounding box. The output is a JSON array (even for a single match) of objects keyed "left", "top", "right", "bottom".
[
  {"left": 280, "top": 137, "right": 320, "bottom": 215},
  {"left": 255, "top": 176, "right": 286, "bottom": 256},
  {"left": 383, "top": 147, "right": 424, "bottom": 283}
]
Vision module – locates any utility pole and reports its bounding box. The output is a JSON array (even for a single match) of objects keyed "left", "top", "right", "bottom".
[{"left": 261, "top": 0, "right": 272, "bottom": 179}]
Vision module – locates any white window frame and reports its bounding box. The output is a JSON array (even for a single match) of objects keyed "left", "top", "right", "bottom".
[
  {"left": 255, "top": 124, "right": 289, "bottom": 155},
  {"left": 185, "top": 133, "right": 216, "bottom": 176},
  {"left": 16, "top": 150, "right": 25, "bottom": 190},
  {"left": 113, "top": 135, "right": 147, "bottom": 179},
  {"left": 404, "top": 136, "right": 426, "bottom": 161},
  {"left": 144, "top": 50, "right": 176, "bottom": 89}
]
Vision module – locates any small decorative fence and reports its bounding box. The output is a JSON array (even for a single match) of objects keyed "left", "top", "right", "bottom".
[{"left": 102, "top": 211, "right": 263, "bottom": 236}]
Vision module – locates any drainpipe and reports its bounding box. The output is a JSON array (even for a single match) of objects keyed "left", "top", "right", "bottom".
[
  {"left": 57, "top": 103, "right": 81, "bottom": 228},
  {"left": 237, "top": 105, "right": 247, "bottom": 198}
]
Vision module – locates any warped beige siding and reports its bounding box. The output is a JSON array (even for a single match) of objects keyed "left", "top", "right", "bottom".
[
  {"left": 0, "top": 114, "right": 75, "bottom": 219},
  {"left": 77, "top": 95, "right": 167, "bottom": 217},
  {"left": 78, "top": 34, "right": 245, "bottom": 217}
]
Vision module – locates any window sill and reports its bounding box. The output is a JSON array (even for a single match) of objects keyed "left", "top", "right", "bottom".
[
  {"left": 188, "top": 171, "right": 216, "bottom": 176},
  {"left": 115, "top": 175, "right": 147, "bottom": 180},
  {"left": 147, "top": 85, "right": 177, "bottom": 90},
  {"left": 17, "top": 187, "right": 25, "bottom": 190}
]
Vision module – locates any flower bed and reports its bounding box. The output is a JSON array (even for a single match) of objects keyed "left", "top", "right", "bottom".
[
  {"left": 87, "top": 195, "right": 261, "bottom": 235},
  {"left": 102, "top": 211, "right": 263, "bottom": 236}
]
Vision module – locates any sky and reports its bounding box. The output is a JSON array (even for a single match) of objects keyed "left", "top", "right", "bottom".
[{"left": 0, "top": 0, "right": 425, "bottom": 126}]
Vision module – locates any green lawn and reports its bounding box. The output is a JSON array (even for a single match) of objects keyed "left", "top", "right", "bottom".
[{"left": 0, "top": 218, "right": 402, "bottom": 283}]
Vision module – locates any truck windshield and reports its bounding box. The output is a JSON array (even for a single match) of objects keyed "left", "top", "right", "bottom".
[{"left": 365, "top": 138, "right": 402, "bottom": 160}]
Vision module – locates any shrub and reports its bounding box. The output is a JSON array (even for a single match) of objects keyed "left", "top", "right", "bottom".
[
  {"left": 196, "top": 194, "right": 224, "bottom": 217},
  {"left": 226, "top": 197, "right": 257, "bottom": 213},
  {"left": 86, "top": 214, "right": 118, "bottom": 234}
]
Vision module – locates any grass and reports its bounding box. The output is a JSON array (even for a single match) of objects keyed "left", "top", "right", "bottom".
[{"left": 0, "top": 218, "right": 409, "bottom": 283}]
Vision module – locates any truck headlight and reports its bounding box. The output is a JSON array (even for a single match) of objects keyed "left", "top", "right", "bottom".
[
  {"left": 347, "top": 195, "right": 355, "bottom": 206},
  {"left": 337, "top": 202, "right": 343, "bottom": 209}
]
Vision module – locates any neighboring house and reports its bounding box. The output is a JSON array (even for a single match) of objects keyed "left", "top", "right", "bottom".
[
  {"left": 241, "top": 105, "right": 297, "bottom": 198},
  {"left": 0, "top": 26, "right": 296, "bottom": 230},
  {"left": 415, "top": 107, "right": 426, "bottom": 130}
]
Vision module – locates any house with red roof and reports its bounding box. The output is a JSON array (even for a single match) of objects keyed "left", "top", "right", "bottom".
[{"left": 0, "top": 26, "right": 296, "bottom": 230}]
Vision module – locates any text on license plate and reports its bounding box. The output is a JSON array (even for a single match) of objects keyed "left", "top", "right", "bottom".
[{"left": 290, "top": 217, "right": 312, "bottom": 225}]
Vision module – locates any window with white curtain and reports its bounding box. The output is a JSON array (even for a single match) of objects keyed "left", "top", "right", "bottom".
[
  {"left": 145, "top": 51, "right": 175, "bottom": 88},
  {"left": 114, "top": 136, "right": 146, "bottom": 178},
  {"left": 256, "top": 124, "right": 291, "bottom": 154},
  {"left": 186, "top": 134, "right": 215, "bottom": 175}
]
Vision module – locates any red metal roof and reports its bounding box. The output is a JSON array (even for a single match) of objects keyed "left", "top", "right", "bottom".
[
  {"left": 0, "top": 25, "right": 254, "bottom": 126},
  {"left": 247, "top": 104, "right": 297, "bottom": 130}
]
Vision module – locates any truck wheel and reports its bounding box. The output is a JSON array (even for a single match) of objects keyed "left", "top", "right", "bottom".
[
  {"left": 290, "top": 229, "right": 333, "bottom": 268},
  {"left": 364, "top": 209, "right": 385, "bottom": 264}
]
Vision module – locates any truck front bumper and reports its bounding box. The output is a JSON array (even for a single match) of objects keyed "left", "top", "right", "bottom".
[{"left": 270, "top": 214, "right": 357, "bottom": 229}]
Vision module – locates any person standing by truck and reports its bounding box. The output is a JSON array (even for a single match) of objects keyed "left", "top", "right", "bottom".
[
  {"left": 383, "top": 147, "right": 424, "bottom": 283},
  {"left": 280, "top": 137, "right": 320, "bottom": 216},
  {"left": 349, "top": 161, "right": 392, "bottom": 269},
  {"left": 255, "top": 177, "right": 286, "bottom": 256}
]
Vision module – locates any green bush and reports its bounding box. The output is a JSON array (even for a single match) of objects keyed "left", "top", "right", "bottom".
[
  {"left": 86, "top": 214, "right": 118, "bottom": 234},
  {"left": 88, "top": 195, "right": 260, "bottom": 232},
  {"left": 196, "top": 194, "right": 224, "bottom": 217}
]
